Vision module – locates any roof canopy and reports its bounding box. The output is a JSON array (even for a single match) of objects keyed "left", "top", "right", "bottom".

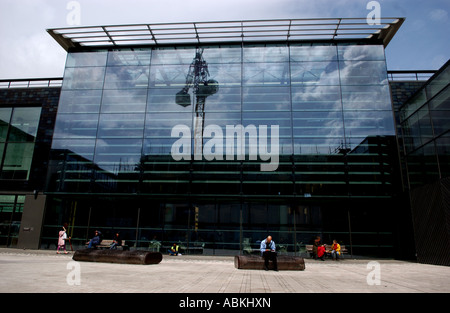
[{"left": 48, "top": 18, "right": 404, "bottom": 51}]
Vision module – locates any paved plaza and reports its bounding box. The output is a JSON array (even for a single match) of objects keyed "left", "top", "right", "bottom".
[{"left": 1, "top": 248, "right": 449, "bottom": 295}]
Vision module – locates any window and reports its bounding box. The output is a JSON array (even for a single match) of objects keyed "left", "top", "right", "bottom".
[{"left": 0, "top": 107, "right": 41, "bottom": 180}]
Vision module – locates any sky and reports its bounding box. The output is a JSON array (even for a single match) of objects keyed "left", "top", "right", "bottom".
[{"left": 0, "top": 0, "right": 449, "bottom": 79}]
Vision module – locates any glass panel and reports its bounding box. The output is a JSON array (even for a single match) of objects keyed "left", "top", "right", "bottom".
[
  {"left": 291, "top": 86, "right": 341, "bottom": 111},
  {"left": 243, "top": 87, "right": 290, "bottom": 111},
  {"left": 243, "top": 45, "right": 289, "bottom": 63},
  {"left": 293, "top": 137, "right": 344, "bottom": 155},
  {"left": 242, "top": 112, "right": 291, "bottom": 155},
  {"left": 107, "top": 49, "right": 151, "bottom": 66},
  {"left": 66, "top": 51, "right": 108, "bottom": 67},
  {"left": 0, "top": 108, "right": 12, "bottom": 142},
  {"left": 426, "top": 64, "right": 450, "bottom": 99},
  {"left": 58, "top": 90, "right": 102, "bottom": 114},
  {"left": 94, "top": 138, "right": 142, "bottom": 173},
  {"left": 97, "top": 113, "right": 145, "bottom": 138},
  {"left": 149, "top": 64, "right": 189, "bottom": 88},
  {"left": 290, "top": 61, "right": 339, "bottom": 86},
  {"left": 244, "top": 62, "right": 290, "bottom": 86},
  {"left": 207, "top": 63, "right": 241, "bottom": 87},
  {"left": 201, "top": 46, "right": 241, "bottom": 64},
  {"left": 290, "top": 44, "right": 337, "bottom": 62},
  {"left": 293, "top": 111, "right": 344, "bottom": 138},
  {"left": 242, "top": 112, "right": 291, "bottom": 137},
  {"left": 401, "top": 89, "right": 427, "bottom": 120},
  {"left": 341, "top": 85, "right": 392, "bottom": 111},
  {"left": 53, "top": 113, "right": 99, "bottom": 139},
  {"left": 1, "top": 142, "right": 35, "bottom": 179},
  {"left": 337, "top": 44, "right": 385, "bottom": 61},
  {"left": 339, "top": 61, "right": 388, "bottom": 85},
  {"left": 104, "top": 66, "right": 150, "bottom": 89},
  {"left": 8, "top": 107, "right": 41, "bottom": 142},
  {"left": 343, "top": 110, "right": 396, "bottom": 137},
  {"left": 147, "top": 88, "right": 193, "bottom": 113},
  {"left": 51, "top": 139, "right": 96, "bottom": 161},
  {"left": 145, "top": 112, "right": 192, "bottom": 156},
  {"left": 402, "top": 107, "right": 433, "bottom": 152},
  {"left": 204, "top": 112, "right": 241, "bottom": 127},
  {"left": 429, "top": 85, "right": 450, "bottom": 136},
  {"left": 203, "top": 87, "right": 241, "bottom": 113},
  {"left": 62, "top": 67, "right": 106, "bottom": 89},
  {"left": 145, "top": 112, "right": 193, "bottom": 137},
  {"left": 101, "top": 89, "right": 147, "bottom": 113},
  {"left": 151, "top": 47, "right": 196, "bottom": 65}
]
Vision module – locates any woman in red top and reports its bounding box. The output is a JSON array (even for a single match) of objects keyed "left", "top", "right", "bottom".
[{"left": 317, "top": 244, "right": 326, "bottom": 261}]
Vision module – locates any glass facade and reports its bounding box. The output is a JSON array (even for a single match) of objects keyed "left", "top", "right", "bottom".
[
  {"left": 400, "top": 62, "right": 450, "bottom": 188},
  {"left": 43, "top": 43, "right": 402, "bottom": 256}
]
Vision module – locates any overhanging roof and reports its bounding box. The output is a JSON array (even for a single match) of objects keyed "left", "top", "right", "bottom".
[{"left": 47, "top": 18, "right": 404, "bottom": 51}]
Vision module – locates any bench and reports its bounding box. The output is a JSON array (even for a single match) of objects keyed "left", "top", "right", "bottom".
[
  {"left": 234, "top": 255, "right": 305, "bottom": 271},
  {"left": 85, "top": 239, "right": 129, "bottom": 250},
  {"left": 73, "top": 249, "right": 162, "bottom": 265},
  {"left": 305, "top": 244, "right": 348, "bottom": 258}
]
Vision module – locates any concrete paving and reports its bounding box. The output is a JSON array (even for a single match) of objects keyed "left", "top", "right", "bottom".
[{"left": 0, "top": 248, "right": 449, "bottom": 294}]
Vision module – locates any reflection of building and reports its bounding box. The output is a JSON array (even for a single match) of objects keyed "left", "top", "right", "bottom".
[{"left": 0, "top": 19, "right": 449, "bottom": 264}]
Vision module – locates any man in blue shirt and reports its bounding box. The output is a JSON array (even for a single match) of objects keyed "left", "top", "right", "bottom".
[{"left": 260, "top": 235, "right": 278, "bottom": 271}]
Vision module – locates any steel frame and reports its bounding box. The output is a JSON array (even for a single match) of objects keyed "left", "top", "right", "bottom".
[{"left": 47, "top": 18, "right": 404, "bottom": 51}]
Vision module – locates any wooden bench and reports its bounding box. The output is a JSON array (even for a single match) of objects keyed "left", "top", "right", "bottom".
[
  {"left": 86, "top": 239, "right": 129, "bottom": 250},
  {"left": 305, "top": 244, "right": 348, "bottom": 258},
  {"left": 235, "top": 255, "right": 305, "bottom": 271},
  {"left": 73, "top": 249, "right": 162, "bottom": 265}
]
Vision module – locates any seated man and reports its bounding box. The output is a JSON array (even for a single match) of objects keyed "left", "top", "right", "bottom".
[
  {"left": 87, "top": 230, "right": 101, "bottom": 249},
  {"left": 110, "top": 232, "right": 122, "bottom": 250},
  {"left": 260, "top": 236, "right": 278, "bottom": 271}
]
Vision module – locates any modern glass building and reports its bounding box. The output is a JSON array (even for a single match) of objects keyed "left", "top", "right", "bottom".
[
  {"left": 7, "top": 18, "right": 448, "bottom": 260},
  {"left": 33, "top": 18, "right": 409, "bottom": 257}
]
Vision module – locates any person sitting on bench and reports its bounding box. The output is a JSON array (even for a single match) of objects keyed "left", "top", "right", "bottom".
[
  {"left": 110, "top": 232, "right": 122, "bottom": 250},
  {"left": 260, "top": 236, "right": 278, "bottom": 271},
  {"left": 168, "top": 243, "right": 180, "bottom": 256},
  {"left": 87, "top": 230, "right": 102, "bottom": 249},
  {"left": 331, "top": 240, "right": 341, "bottom": 260}
]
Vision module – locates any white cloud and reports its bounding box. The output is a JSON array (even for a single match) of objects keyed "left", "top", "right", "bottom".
[{"left": 428, "top": 8, "right": 448, "bottom": 22}]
